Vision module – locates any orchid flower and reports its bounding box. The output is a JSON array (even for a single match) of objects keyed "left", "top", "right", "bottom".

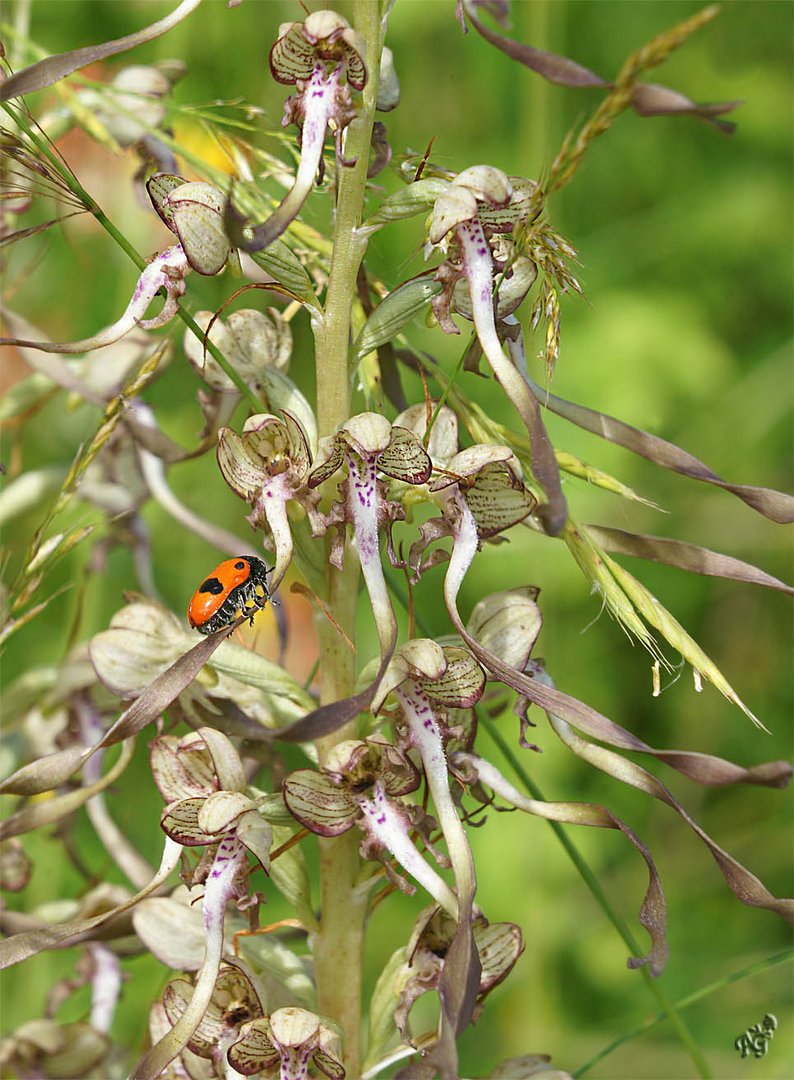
[
  {"left": 0, "top": 244, "right": 189, "bottom": 354},
  {"left": 228, "top": 1006, "right": 345, "bottom": 1080},
  {"left": 429, "top": 165, "right": 570, "bottom": 533},
  {"left": 226, "top": 11, "right": 367, "bottom": 253},
  {"left": 393, "top": 905, "right": 523, "bottom": 1048},
  {"left": 283, "top": 736, "right": 458, "bottom": 917},
  {"left": 183, "top": 307, "right": 293, "bottom": 393},
  {"left": 217, "top": 410, "right": 318, "bottom": 591},
  {"left": 409, "top": 443, "right": 536, "bottom": 589},
  {"left": 308, "top": 413, "right": 432, "bottom": 659},
  {"left": 132, "top": 729, "right": 272, "bottom": 1080},
  {"left": 372, "top": 640, "right": 485, "bottom": 918},
  {"left": 159, "top": 964, "right": 264, "bottom": 1078}
]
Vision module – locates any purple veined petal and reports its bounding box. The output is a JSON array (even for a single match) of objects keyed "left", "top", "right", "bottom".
[
  {"left": 217, "top": 426, "right": 272, "bottom": 499},
  {"left": 227, "top": 1017, "right": 281, "bottom": 1075},
  {"left": 377, "top": 426, "right": 432, "bottom": 484},
  {"left": 160, "top": 798, "right": 225, "bottom": 847},
  {"left": 270, "top": 21, "right": 318, "bottom": 85},
  {"left": 423, "top": 648, "right": 486, "bottom": 709},
  {"left": 307, "top": 435, "right": 345, "bottom": 487},
  {"left": 197, "top": 791, "right": 255, "bottom": 837},
  {"left": 456, "top": 219, "right": 567, "bottom": 534},
  {"left": 150, "top": 733, "right": 219, "bottom": 803},
  {"left": 358, "top": 782, "right": 458, "bottom": 918},
  {"left": 131, "top": 837, "right": 248, "bottom": 1080},
  {"left": 283, "top": 769, "right": 358, "bottom": 837},
  {"left": 0, "top": 245, "right": 189, "bottom": 354},
  {"left": 345, "top": 453, "right": 397, "bottom": 658},
  {"left": 463, "top": 461, "right": 537, "bottom": 538},
  {"left": 233, "top": 65, "right": 339, "bottom": 254}
]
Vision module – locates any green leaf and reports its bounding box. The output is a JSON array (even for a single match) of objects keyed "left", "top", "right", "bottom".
[
  {"left": 268, "top": 825, "right": 317, "bottom": 931},
  {"left": 361, "top": 178, "right": 450, "bottom": 230},
  {"left": 351, "top": 276, "right": 442, "bottom": 367},
  {"left": 362, "top": 946, "right": 408, "bottom": 1071},
  {"left": 249, "top": 242, "right": 320, "bottom": 309}
]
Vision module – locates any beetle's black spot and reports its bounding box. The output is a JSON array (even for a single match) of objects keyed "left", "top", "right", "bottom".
[
  {"left": 234, "top": 560, "right": 246, "bottom": 569},
  {"left": 199, "top": 576, "right": 225, "bottom": 595}
]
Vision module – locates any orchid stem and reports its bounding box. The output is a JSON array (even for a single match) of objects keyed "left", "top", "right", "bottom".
[{"left": 310, "top": 2, "right": 383, "bottom": 1075}]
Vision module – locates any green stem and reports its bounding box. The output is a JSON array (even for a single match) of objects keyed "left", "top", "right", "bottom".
[
  {"left": 311, "top": 3, "right": 383, "bottom": 1075},
  {"left": 478, "top": 709, "right": 713, "bottom": 1080},
  {"left": 313, "top": 3, "right": 382, "bottom": 438},
  {"left": 574, "top": 949, "right": 793, "bottom": 1077}
]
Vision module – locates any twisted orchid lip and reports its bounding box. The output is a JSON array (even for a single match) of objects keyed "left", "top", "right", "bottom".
[
  {"left": 227, "top": 65, "right": 340, "bottom": 255},
  {"left": 132, "top": 837, "right": 248, "bottom": 1080},
  {"left": 0, "top": 245, "right": 190, "bottom": 355},
  {"left": 358, "top": 781, "right": 458, "bottom": 918}
]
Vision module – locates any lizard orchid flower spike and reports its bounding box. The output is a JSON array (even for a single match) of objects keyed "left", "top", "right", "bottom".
[
  {"left": 226, "top": 10, "right": 367, "bottom": 253},
  {"left": 0, "top": 244, "right": 189, "bottom": 354},
  {"left": 217, "top": 410, "right": 318, "bottom": 591},
  {"left": 228, "top": 1007, "right": 345, "bottom": 1080},
  {"left": 429, "top": 166, "right": 567, "bottom": 533},
  {"left": 308, "top": 413, "right": 432, "bottom": 659},
  {"left": 283, "top": 737, "right": 457, "bottom": 917}
]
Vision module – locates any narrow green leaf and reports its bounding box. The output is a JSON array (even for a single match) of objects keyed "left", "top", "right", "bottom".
[
  {"left": 361, "top": 178, "right": 450, "bottom": 230},
  {"left": 351, "top": 277, "right": 442, "bottom": 367},
  {"left": 268, "top": 825, "right": 317, "bottom": 931},
  {"left": 249, "top": 242, "right": 320, "bottom": 309}
]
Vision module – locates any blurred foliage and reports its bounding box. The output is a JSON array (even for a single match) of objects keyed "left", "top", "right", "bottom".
[{"left": 1, "top": 1, "right": 791, "bottom": 1077}]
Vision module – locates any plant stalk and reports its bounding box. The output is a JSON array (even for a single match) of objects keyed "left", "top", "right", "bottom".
[{"left": 311, "top": 2, "right": 383, "bottom": 1074}]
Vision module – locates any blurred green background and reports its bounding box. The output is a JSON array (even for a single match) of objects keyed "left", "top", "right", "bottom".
[{"left": 1, "top": 1, "right": 791, "bottom": 1077}]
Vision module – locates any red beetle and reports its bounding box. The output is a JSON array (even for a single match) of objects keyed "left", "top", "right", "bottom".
[{"left": 187, "top": 556, "right": 270, "bottom": 635}]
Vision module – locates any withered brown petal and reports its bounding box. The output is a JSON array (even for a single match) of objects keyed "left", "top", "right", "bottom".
[
  {"left": 96, "top": 621, "right": 238, "bottom": 749},
  {"left": 526, "top": 375, "right": 794, "bottom": 524},
  {"left": 0, "top": 0, "right": 203, "bottom": 101},
  {"left": 587, "top": 525, "right": 794, "bottom": 596}
]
